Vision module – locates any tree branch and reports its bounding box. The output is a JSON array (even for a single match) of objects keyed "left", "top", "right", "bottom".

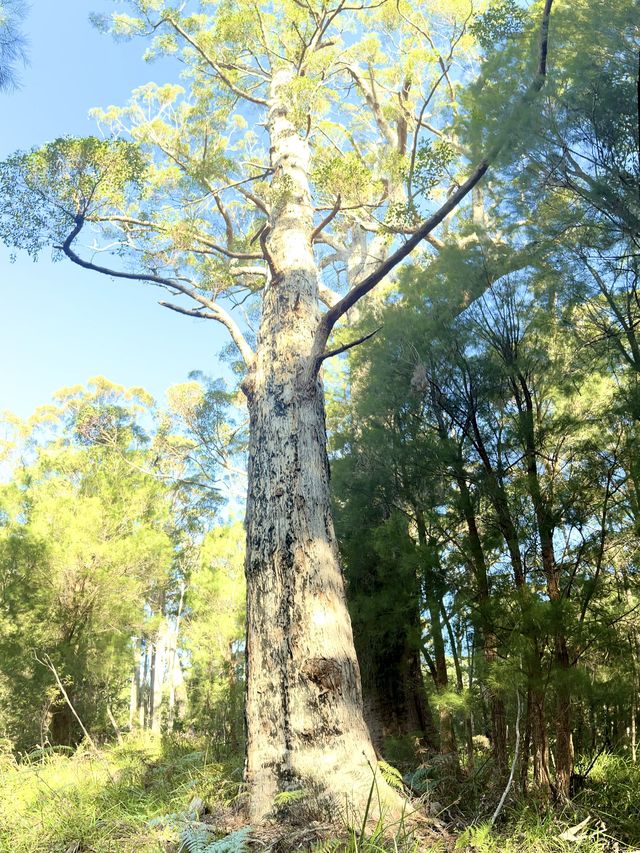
[
  {"left": 93, "top": 214, "right": 263, "bottom": 260},
  {"left": 311, "top": 194, "right": 341, "bottom": 241},
  {"left": 345, "top": 63, "right": 396, "bottom": 147},
  {"left": 307, "top": 0, "right": 555, "bottom": 379},
  {"left": 318, "top": 282, "right": 342, "bottom": 308},
  {"left": 159, "top": 301, "right": 217, "bottom": 320},
  {"left": 164, "top": 16, "right": 269, "bottom": 106},
  {"left": 58, "top": 217, "right": 255, "bottom": 368},
  {"left": 317, "top": 326, "right": 382, "bottom": 366}
]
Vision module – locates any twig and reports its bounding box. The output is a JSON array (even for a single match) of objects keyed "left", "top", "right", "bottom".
[
  {"left": 36, "top": 653, "right": 117, "bottom": 783},
  {"left": 490, "top": 691, "right": 521, "bottom": 828},
  {"left": 38, "top": 654, "right": 97, "bottom": 752},
  {"left": 106, "top": 705, "right": 123, "bottom": 745}
]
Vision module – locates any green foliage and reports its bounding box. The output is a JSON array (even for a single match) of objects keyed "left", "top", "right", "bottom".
[
  {"left": 412, "top": 140, "right": 455, "bottom": 197},
  {"left": 377, "top": 760, "right": 405, "bottom": 792},
  {"left": 338, "top": 771, "right": 423, "bottom": 853},
  {"left": 0, "top": 0, "right": 28, "bottom": 91},
  {"left": 0, "top": 376, "right": 233, "bottom": 750},
  {"left": 470, "top": 1, "right": 527, "bottom": 51},
  {"left": 183, "top": 522, "right": 245, "bottom": 745},
  {"left": 573, "top": 753, "right": 640, "bottom": 846},
  {"left": 0, "top": 137, "right": 145, "bottom": 258},
  {"left": 179, "top": 824, "right": 251, "bottom": 853}
]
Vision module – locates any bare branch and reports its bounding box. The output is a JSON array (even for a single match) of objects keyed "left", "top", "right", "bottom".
[
  {"left": 159, "top": 301, "right": 217, "bottom": 320},
  {"left": 345, "top": 63, "right": 396, "bottom": 147},
  {"left": 237, "top": 184, "right": 271, "bottom": 216},
  {"left": 317, "top": 326, "right": 382, "bottom": 365},
  {"left": 229, "top": 265, "right": 267, "bottom": 277},
  {"left": 311, "top": 194, "right": 341, "bottom": 241},
  {"left": 58, "top": 217, "right": 255, "bottom": 368},
  {"left": 311, "top": 158, "right": 489, "bottom": 350}
]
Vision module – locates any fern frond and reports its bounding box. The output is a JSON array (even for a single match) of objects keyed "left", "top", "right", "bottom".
[
  {"left": 179, "top": 824, "right": 216, "bottom": 853},
  {"left": 378, "top": 759, "right": 404, "bottom": 791},
  {"left": 273, "top": 788, "right": 307, "bottom": 806},
  {"left": 203, "top": 825, "right": 251, "bottom": 853}
]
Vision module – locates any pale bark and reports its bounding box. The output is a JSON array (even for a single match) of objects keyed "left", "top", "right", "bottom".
[
  {"left": 129, "top": 665, "right": 138, "bottom": 732},
  {"left": 150, "top": 617, "right": 168, "bottom": 735},
  {"left": 242, "top": 69, "right": 401, "bottom": 823},
  {"left": 167, "top": 584, "right": 186, "bottom": 733},
  {"left": 139, "top": 639, "right": 149, "bottom": 730}
]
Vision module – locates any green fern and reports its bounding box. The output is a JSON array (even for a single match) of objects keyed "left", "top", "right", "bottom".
[
  {"left": 178, "top": 823, "right": 251, "bottom": 853},
  {"left": 273, "top": 788, "right": 307, "bottom": 806},
  {"left": 203, "top": 826, "right": 251, "bottom": 852},
  {"left": 404, "top": 766, "right": 436, "bottom": 795},
  {"left": 179, "top": 824, "right": 217, "bottom": 853},
  {"left": 377, "top": 759, "right": 404, "bottom": 792}
]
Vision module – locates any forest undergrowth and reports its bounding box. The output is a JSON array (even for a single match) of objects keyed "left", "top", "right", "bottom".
[{"left": 1, "top": 734, "right": 638, "bottom": 853}]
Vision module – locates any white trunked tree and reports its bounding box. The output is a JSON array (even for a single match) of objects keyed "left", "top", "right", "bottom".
[{"left": 0, "top": 0, "right": 553, "bottom": 821}]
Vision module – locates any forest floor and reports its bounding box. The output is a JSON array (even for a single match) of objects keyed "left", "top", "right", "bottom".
[{"left": 0, "top": 735, "right": 638, "bottom": 853}]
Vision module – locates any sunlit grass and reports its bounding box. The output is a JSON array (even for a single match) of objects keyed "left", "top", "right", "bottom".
[
  {"left": 0, "top": 734, "right": 241, "bottom": 853},
  {"left": 1, "top": 741, "right": 638, "bottom": 852}
]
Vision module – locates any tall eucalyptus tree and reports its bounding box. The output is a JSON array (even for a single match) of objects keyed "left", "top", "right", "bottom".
[{"left": 0, "top": 0, "right": 553, "bottom": 819}]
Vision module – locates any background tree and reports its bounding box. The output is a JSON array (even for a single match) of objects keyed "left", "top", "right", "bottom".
[
  {"left": 0, "top": 376, "right": 237, "bottom": 749},
  {"left": 0, "top": 0, "right": 28, "bottom": 92}
]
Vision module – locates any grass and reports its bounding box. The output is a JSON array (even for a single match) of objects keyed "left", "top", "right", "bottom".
[
  {"left": 0, "top": 741, "right": 638, "bottom": 852},
  {"left": 0, "top": 734, "right": 242, "bottom": 853},
  {"left": 454, "top": 753, "right": 640, "bottom": 852}
]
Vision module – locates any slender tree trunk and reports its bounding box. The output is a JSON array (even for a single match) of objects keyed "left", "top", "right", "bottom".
[
  {"left": 442, "top": 603, "right": 474, "bottom": 767},
  {"left": 129, "top": 667, "right": 138, "bottom": 732},
  {"left": 148, "top": 643, "right": 157, "bottom": 732},
  {"left": 129, "top": 638, "right": 141, "bottom": 731},
  {"left": 458, "top": 476, "right": 507, "bottom": 773},
  {"left": 631, "top": 632, "right": 639, "bottom": 763},
  {"left": 140, "top": 639, "right": 149, "bottom": 730},
  {"left": 151, "top": 617, "right": 167, "bottom": 735},
  {"left": 416, "top": 522, "right": 456, "bottom": 757},
  {"left": 167, "top": 584, "right": 185, "bottom": 733},
  {"left": 242, "top": 68, "right": 399, "bottom": 823},
  {"left": 515, "top": 376, "right": 573, "bottom": 798},
  {"left": 520, "top": 686, "right": 532, "bottom": 794},
  {"left": 530, "top": 661, "right": 553, "bottom": 795},
  {"left": 427, "top": 599, "right": 456, "bottom": 754}
]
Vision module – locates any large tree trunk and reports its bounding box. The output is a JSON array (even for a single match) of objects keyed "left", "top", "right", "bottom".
[
  {"left": 358, "top": 633, "right": 438, "bottom": 755},
  {"left": 242, "top": 68, "right": 398, "bottom": 823}
]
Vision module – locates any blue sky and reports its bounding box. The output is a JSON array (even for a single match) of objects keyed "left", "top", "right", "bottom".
[{"left": 0, "top": 2, "right": 229, "bottom": 419}]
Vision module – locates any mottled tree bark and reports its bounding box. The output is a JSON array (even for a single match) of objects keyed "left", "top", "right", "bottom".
[{"left": 242, "top": 69, "right": 400, "bottom": 823}]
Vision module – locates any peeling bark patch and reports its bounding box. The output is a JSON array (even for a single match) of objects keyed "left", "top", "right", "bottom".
[{"left": 302, "top": 657, "right": 344, "bottom": 696}]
